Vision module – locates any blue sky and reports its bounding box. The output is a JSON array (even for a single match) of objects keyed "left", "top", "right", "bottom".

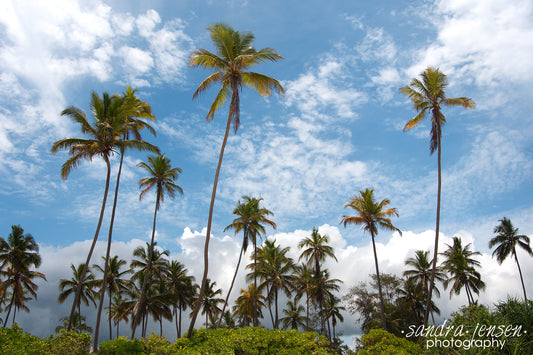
[{"left": 1, "top": 0, "right": 532, "bottom": 346}]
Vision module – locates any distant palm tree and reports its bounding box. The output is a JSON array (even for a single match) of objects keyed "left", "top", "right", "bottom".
[
  {"left": 489, "top": 217, "right": 532, "bottom": 302},
  {"left": 234, "top": 283, "right": 266, "bottom": 327},
  {"left": 166, "top": 260, "right": 195, "bottom": 338},
  {"left": 51, "top": 91, "right": 157, "bottom": 338},
  {"left": 293, "top": 264, "right": 314, "bottom": 330},
  {"left": 0, "top": 225, "right": 46, "bottom": 327},
  {"left": 298, "top": 227, "right": 338, "bottom": 334},
  {"left": 131, "top": 154, "right": 182, "bottom": 338},
  {"left": 322, "top": 295, "right": 345, "bottom": 342},
  {"left": 194, "top": 279, "right": 224, "bottom": 328},
  {"left": 56, "top": 312, "right": 93, "bottom": 334},
  {"left": 403, "top": 250, "right": 445, "bottom": 323},
  {"left": 280, "top": 300, "right": 306, "bottom": 330},
  {"left": 441, "top": 236, "right": 485, "bottom": 305},
  {"left": 219, "top": 196, "right": 276, "bottom": 327},
  {"left": 107, "top": 295, "right": 129, "bottom": 338},
  {"left": 58, "top": 263, "right": 97, "bottom": 319},
  {"left": 400, "top": 67, "right": 475, "bottom": 325},
  {"left": 250, "top": 239, "right": 294, "bottom": 329},
  {"left": 341, "top": 188, "right": 401, "bottom": 330},
  {"left": 93, "top": 256, "right": 131, "bottom": 340},
  {"left": 188, "top": 22, "right": 284, "bottom": 335},
  {"left": 309, "top": 269, "right": 342, "bottom": 334}
]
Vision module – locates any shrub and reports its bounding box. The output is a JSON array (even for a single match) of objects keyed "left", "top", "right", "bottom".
[
  {"left": 0, "top": 323, "right": 42, "bottom": 355},
  {"left": 98, "top": 336, "right": 144, "bottom": 354},
  {"left": 40, "top": 329, "right": 91, "bottom": 355},
  {"left": 358, "top": 329, "right": 422, "bottom": 355}
]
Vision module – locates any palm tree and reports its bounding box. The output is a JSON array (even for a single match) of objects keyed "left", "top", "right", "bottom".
[
  {"left": 341, "top": 188, "right": 401, "bottom": 330},
  {"left": 441, "top": 236, "right": 485, "bottom": 305},
  {"left": 194, "top": 279, "right": 224, "bottom": 328},
  {"left": 51, "top": 91, "right": 158, "bottom": 337},
  {"left": 188, "top": 22, "right": 284, "bottom": 335},
  {"left": 56, "top": 312, "right": 93, "bottom": 334},
  {"left": 250, "top": 239, "right": 294, "bottom": 329},
  {"left": 131, "top": 153, "right": 182, "bottom": 338},
  {"left": 489, "top": 217, "right": 532, "bottom": 302},
  {"left": 280, "top": 300, "right": 306, "bottom": 330},
  {"left": 234, "top": 283, "right": 266, "bottom": 327},
  {"left": 93, "top": 256, "right": 131, "bottom": 340},
  {"left": 107, "top": 295, "right": 129, "bottom": 338},
  {"left": 58, "top": 263, "right": 97, "bottom": 318},
  {"left": 400, "top": 67, "right": 475, "bottom": 325},
  {"left": 403, "top": 250, "right": 445, "bottom": 323},
  {"left": 0, "top": 225, "right": 46, "bottom": 327},
  {"left": 293, "top": 263, "right": 314, "bottom": 330},
  {"left": 166, "top": 260, "right": 195, "bottom": 338},
  {"left": 220, "top": 196, "right": 276, "bottom": 327},
  {"left": 298, "top": 227, "right": 338, "bottom": 333},
  {"left": 322, "top": 295, "right": 345, "bottom": 342},
  {"left": 95, "top": 86, "right": 156, "bottom": 345},
  {"left": 309, "top": 269, "right": 342, "bottom": 334}
]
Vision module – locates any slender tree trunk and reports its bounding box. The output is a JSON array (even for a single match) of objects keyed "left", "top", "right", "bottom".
[
  {"left": 424, "top": 127, "right": 442, "bottom": 326},
  {"left": 266, "top": 285, "right": 275, "bottom": 327},
  {"left": 160, "top": 318, "right": 162, "bottom": 336},
  {"left": 305, "top": 295, "right": 309, "bottom": 330},
  {"left": 514, "top": 253, "right": 528, "bottom": 302},
  {"left": 68, "top": 158, "right": 111, "bottom": 330},
  {"left": 371, "top": 232, "right": 387, "bottom": 330},
  {"left": 12, "top": 305, "right": 17, "bottom": 326},
  {"left": 326, "top": 317, "right": 332, "bottom": 342},
  {"left": 254, "top": 241, "right": 258, "bottom": 326},
  {"left": 109, "top": 291, "right": 113, "bottom": 340},
  {"left": 217, "top": 239, "right": 245, "bottom": 327},
  {"left": 274, "top": 289, "right": 279, "bottom": 329},
  {"left": 175, "top": 306, "right": 179, "bottom": 339},
  {"left": 3, "top": 292, "right": 15, "bottom": 328},
  {"left": 188, "top": 112, "right": 233, "bottom": 337},
  {"left": 117, "top": 321, "right": 119, "bottom": 339},
  {"left": 132, "top": 193, "right": 160, "bottom": 339},
  {"left": 179, "top": 307, "right": 182, "bottom": 338},
  {"left": 94, "top": 151, "right": 124, "bottom": 350}
]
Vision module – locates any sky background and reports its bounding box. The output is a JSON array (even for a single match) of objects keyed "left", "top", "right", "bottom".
[{"left": 1, "top": 0, "right": 532, "bottom": 348}]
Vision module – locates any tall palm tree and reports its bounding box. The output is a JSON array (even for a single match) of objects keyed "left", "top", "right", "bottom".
[
  {"left": 441, "top": 236, "right": 485, "bottom": 305},
  {"left": 219, "top": 196, "right": 276, "bottom": 327},
  {"left": 298, "top": 227, "right": 338, "bottom": 333},
  {"left": 489, "top": 217, "right": 532, "bottom": 302},
  {"left": 166, "top": 260, "right": 195, "bottom": 338},
  {"left": 107, "top": 295, "right": 129, "bottom": 338},
  {"left": 309, "top": 269, "right": 342, "bottom": 334},
  {"left": 400, "top": 67, "right": 475, "bottom": 325},
  {"left": 93, "top": 256, "right": 131, "bottom": 340},
  {"left": 293, "top": 263, "right": 314, "bottom": 330},
  {"left": 341, "top": 188, "right": 401, "bottom": 330},
  {"left": 234, "top": 283, "right": 266, "bottom": 327},
  {"left": 51, "top": 91, "right": 158, "bottom": 337},
  {"left": 131, "top": 154, "right": 182, "bottom": 338},
  {"left": 0, "top": 225, "right": 46, "bottom": 327},
  {"left": 188, "top": 22, "right": 284, "bottom": 335},
  {"left": 403, "top": 250, "right": 445, "bottom": 323},
  {"left": 280, "top": 300, "right": 306, "bottom": 330},
  {"left": 250, "top": 239, "right": 294, "bottom": 329},
  {"left": 58, "top": 263, "right": 97, "bottom": 318},
  {"left": 96, "top": 87, "right": 156, "bottom": 345}
]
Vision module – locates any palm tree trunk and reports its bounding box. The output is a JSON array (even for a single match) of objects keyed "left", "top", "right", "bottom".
[
  {"left": 68, "top": 157, "right": 111, "bottom": 331},
  {"left": 254, "top": 241, "right": 258, "bottom": 327},
  {"left": 109, "top": 291, "right": 113, "bottom": 340},
  {"left": 160, "top": 318, "right": 163, "bottom": 336},
  {"left": 12, "top": 305, "right": 17, "bottom": 326},
  {"left": 266, "top": 285, "right": 275, "bottom": 327},
  {"left": 94, "top": 151, "right": 124, "bottom": 350},
  {"left": 132, "top": 192, "right": 160, "bottom": 339},
  {"left": 179, "top": 307, "right": 182, "bottom": 338},
  {"left": 188, "top": 108, "right": 233, "bottom": 338},
  {"left": 217, "top": 239, "right": 245, "bottom": 327},
  {"left": 175, "top": 306, "right": 179, "bottom": 339},
  {"left": 3, "top": 293, "right": 15, "bottom": 328},
  {"left": 514, "top": 253, "right": 528, "bottom": 302},
  {"left": 274, "top": 289, "right": 279, "bottom": 329},
  {"left": 306, "top": 295, "right": 309, "bottom": 330},
  {"left": 371, "top": 232, "right": 387, "bottom": 330},
  {"left": 424, "top": 127, "right": 442, "bottom": 326}
]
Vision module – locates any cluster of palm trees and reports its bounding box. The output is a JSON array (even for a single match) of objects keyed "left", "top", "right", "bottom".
[{"left": 0, "top": 225, "right": 46, "bottom": 327}]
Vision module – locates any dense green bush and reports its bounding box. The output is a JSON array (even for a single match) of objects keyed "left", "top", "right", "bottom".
[
  {"left": 98, "top": 336, "right": 145, "bottom": 354},
  {"left": 0, "top": 323, "right": 42, "bottom": 355},
  {"left": 358, "top": 329, "right": 422, "bottom": 355}
]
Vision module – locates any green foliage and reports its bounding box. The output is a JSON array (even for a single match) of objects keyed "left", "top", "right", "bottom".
[
  {"left": 40, "top": 329, "right": 91, "bottom": 355},
  {"left": 358, "top": 329, "right": 422, "bottom": 354},
  {"left": 98, "top": 336, "right": 145, "bottom": 354},
  {"left": 0, "top": 323, "right": 42, "bottom": 355}
]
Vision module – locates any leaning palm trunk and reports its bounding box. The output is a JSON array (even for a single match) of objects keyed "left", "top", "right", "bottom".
[
  {"left": 217, "top": 235, "right": 246, "bottom": 327},
  {"left": 94, "top": 149, "right": 124, "bottom": 349},
  {"left": 424, "top": 126, "right": 441, "bottom": 326},
  {"left": 68, "top": 158, "right": 111, "bottom": 330},
  {"left": 515, "top": 253, "right": 528, "bottom": 302},
  {"left": 188, "top": 109, "right": 233, "bottom": 337},
  {"left": 371, "top": 232, "right": 387, "bottom": 330},
  {"left": 132, "top": 193, "right": 160, "bottom": 338}
]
